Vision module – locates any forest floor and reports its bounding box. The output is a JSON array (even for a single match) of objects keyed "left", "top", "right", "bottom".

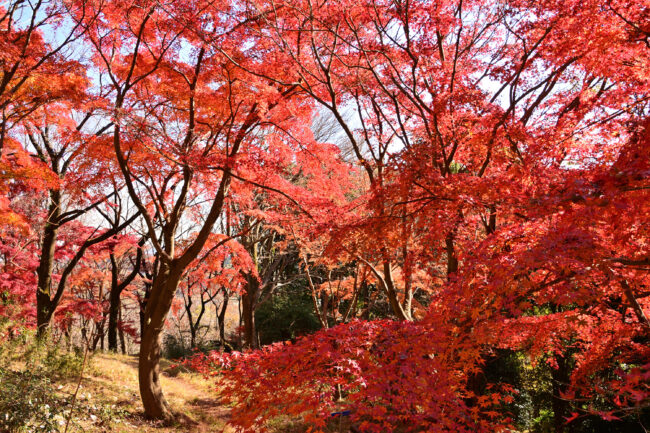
[
  {"left": 2, "top": 347, "right": 354, "bottom": 433},
  {"left": 61, "top": 352, "right": 234, "bottom": 433}
]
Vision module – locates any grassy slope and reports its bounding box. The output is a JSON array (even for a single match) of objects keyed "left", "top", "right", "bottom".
[
  {"left": 65, "top": 353, "right": 233, "bottom": 433},
  {"left": 60, "top": 353, "right": 351, "bottom": 433}
]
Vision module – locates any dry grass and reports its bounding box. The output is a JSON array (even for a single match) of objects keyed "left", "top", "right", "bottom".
[
  {"left": 57, "top": 353, "right": 353, "bottom": 433},
  {"left": 63, "top": 352, "right": 234, "bottom": 433}
]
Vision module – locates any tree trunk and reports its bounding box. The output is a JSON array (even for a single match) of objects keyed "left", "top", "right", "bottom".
[
  {"left": 36, "top": 291, "right": 53, "bottom": 338},
  {"left": 138, "top": 264, "right": 181, "bottom": 423},
  {"left": 139, "top": 281, "right": 151, "bottom": 342},
  {"left": 108, "top": 253, "right": 121, "bottom": 351},
  {"left": 92, "top": 313, "right": 107, "bottom": 352},
  {"left": 108, "top": 288, "right": 121, "bottom": 351},
  {"left": 241, "top": 273, "right": 259, "bottom": 349},
  {"left": 217, "top": 292, "right": 229, "bottom": 347},
  {"left": 189, "top": 319, "right": 196, "bottom": 349},
  {"left": 139, "top": 305, "right": 146, "bottom": 340},
  {"left": 487, "top": 205, "right": 496, "bottom": 234},
  {"left": 402, "top": 273, "right": 413, "bottom": 319},
  {"left": 362, "top": 283, "right": 370, "bottom": 320},
  {"left": 36, "top": 190, "right": 61, "bottom": 337},
  {"left": 382, "top": 261, "right": 412, "bottom": 321},
  {"left": 99, "top": 318, "right": 106, "bottom": 350},
  {"left": 551, "top": 354, "right": 570, "bottom": 433},
  {"left": 304, "top": 260, "right": 328, "bottom": 328},
  {"left": 445, "top": 234, "right": 458, "bottom": 279},
  {"left": 108, "top": 246, "right": 143, "bottom": 351},
  {"left": 92, "top": 332, "right": 100, "bottom": 351},
  {"left": 184, "top": 293, "right": 197, "bottom": 348},
  {"left": 119, "top": 307, "right": 127, "bottom": 354}
]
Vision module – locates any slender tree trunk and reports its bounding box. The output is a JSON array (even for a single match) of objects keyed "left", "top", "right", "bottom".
[
  {"left": 551, "top": 354, "right": 570, "bottom": 433},
  {"left": 241, "top": 273, "right": 259, "bottom": 349},
  {"left": 382, "top": 261, "right": 412, "bottom": 321},
  {"left": 402, "top": 275, "right": 413, "bottom": 319},
  {"left": 621, "top": 280, "right": 650, "bottom": 329},
  {"left": 320, "top": 292, "right": 330, "bottom": 326},
  {"left": 92, "top": 333, "right": 100, "bottom": 351},
  {"left": 100, "top": 318, "right": 106, "bottom": 350},
  {"left": 217, "top": 293, "right": 229, "bottom": 347},
  {"left": 109, "top": 246, "right": 143, "bottom": 351},
  {"left": 139, "top": 309, "right": 145, "bottom": 340},
  {"left": 189, "top": 319, "right": 196, "bottom": 349},
  {"left": 92, "top": 314, "right": 107, "bottom": 352},
  {"left": 63, "top": 328, "right": 71, "bottom": 351},
  {"left": 108, "top": 253, "right": 121, "bottom": 351},
  {"left": 362, "top": 283, "right": 370, "bottom": 320},
  {"left": 304, "top": 260, "right": 328, "bottom": 328},
  {"left": 138, "top": 263, "right": 182, "bottom": 422},
  {"left": 487, "top": 205, "right": 496, "bottom": 234},
  {"left": 81, "top": 326, "right": 88, "bottom": 348},
  {"left": 214, "top": 303, "right": 221, "bottom": 344},
  {"left": 401, "top": 225, "right": 413, "bottom": 318},
  {"left": 108, "top": 286, "right": 121, "bottom": 351},
  {"left": 445, "top": 234, "right": 458, "bottom": 278},
  {"left": 191, "top": 293, "right": 208, "bottom": 349},
  {"left": 118, "top": 307, "right": 127, "bottom": 354},
  {"left": 185, "top": 293, "right": 196, "bottom": 348},
  {"left": 342, "top": 272, "right": 360, "bottom": 323}
]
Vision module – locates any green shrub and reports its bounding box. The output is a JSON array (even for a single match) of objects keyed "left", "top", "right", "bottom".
[
  {"left": 163, "top": 332, "right": 227, "bottom": 360},
  {"left": 0, "top": 322, "right": 86, "bottom": 432},
  {"left": 162, "top": 333, "right": 189, "bottom": 359},
  {"left": 0, "top": 367, "right": 67, "bottom": 432},
  {"left": 256, "top": 282, "right": 321, "bottom": 345},
  {"left": 44, "top": 346, "right": 85, "bottom": 380}
]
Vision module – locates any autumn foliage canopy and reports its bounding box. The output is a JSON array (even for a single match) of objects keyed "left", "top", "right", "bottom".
[{"left": 1, "top": 0, "right": 649, "bottom": 431}]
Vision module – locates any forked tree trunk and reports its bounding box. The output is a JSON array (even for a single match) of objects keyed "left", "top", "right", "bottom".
[
  {"left": 36, "top": 194, "right": 139, "bottom": 338},
  {"left": 109, "top": 246, "right": 143, "bottom": 351},
  {"left": 138, "top": 264, "right": 182, "bottom": 422},
  {"left": 382, "top": 261, "right": 412, "bottom": 321},
  {"left": 354, "top": 254, "right": 411, "bottom": 321}
]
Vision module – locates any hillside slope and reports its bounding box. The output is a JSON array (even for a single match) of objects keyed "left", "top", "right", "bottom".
[{"left": 65, "top": 353, "right": 232, "bottom": 433}]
